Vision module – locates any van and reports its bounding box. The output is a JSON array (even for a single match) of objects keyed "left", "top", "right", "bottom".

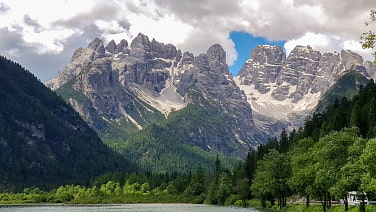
[{"left": 347, "top": 191, "right": 368, "bottom": 206}]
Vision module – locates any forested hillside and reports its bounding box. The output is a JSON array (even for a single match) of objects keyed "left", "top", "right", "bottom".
[
  {"left": 315, "top": 70, "right": 370, "bottom": 113},
  {"left": 0, "top": 56, "right": 135, "bottom": 191},
  {"left": 109, "top": 88, "right": 243, "bottom": 173}
]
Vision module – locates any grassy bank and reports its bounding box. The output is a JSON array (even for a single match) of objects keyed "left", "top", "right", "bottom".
[
  {"left": 0, "top": 188, "right": 194, "bottom": 205},
  {"left": 241, "top": 199, "right": 376, "bottom": 212}
]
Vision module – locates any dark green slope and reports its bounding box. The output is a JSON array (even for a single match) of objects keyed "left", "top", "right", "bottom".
[
  {"left": 315, "top": 70, "right": 370, "bottom": 113},
  {"left": 303, "top": 80, "right": 376, "bottom": 141},
  {"left": 111, "top": 89, "right": 242, "bottom": 173},
  {"left": 0, "top": 56, "right": 134, "bottom": 191}
]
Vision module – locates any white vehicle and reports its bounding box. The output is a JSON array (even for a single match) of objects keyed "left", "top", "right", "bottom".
[{"left": 347, "top": 191, "right": 368, "bottom": 206}]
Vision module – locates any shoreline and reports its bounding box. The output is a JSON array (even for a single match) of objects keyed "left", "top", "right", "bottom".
[{"left": 0, "top": 203, "right": 214, "bottom": 207}]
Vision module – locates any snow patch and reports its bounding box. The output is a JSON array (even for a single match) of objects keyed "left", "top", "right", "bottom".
[
  {"left": 132, "top": 80, "right": 186, "bottom": 118},
  {"left": 234, "top": 76, "right": 322, "bottom": 123}
]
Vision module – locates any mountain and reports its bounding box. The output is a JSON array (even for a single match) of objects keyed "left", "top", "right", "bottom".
[
  {"left": 234, "top": 45, "right": 376, "bottom": 138},
  {"left": 46, "top": 34, "right": 264, "bottom": 171},
  {"left": 47, "top": 33, "right": 376, "bottom": 170},
  {"left": 315, "top": 70, "right": 370, "bottom": 113},
  {"left": 0, "top": 56, "right": 134, "bottom": 191}
]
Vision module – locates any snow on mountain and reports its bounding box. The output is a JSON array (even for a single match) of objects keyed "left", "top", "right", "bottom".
[{"left": 235, "top": 45, "right": 376, "bottom": 137}]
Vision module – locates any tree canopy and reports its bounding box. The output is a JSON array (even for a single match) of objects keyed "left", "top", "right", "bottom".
[{"left": 361, "top": 9, "right": 376, "bottom": 64}]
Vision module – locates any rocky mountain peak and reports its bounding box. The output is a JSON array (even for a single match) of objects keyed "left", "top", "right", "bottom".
[
  {"left": 116, "top": 39, "right": 129, "bottom": 54},
  {"left": 253, "top": 45, "right": 285, "bottom": 64},
  {"left": 87, "top": 38, "right": 105, "bottom": 58},
  {"left": 207, "top": 44, "right": 228, "bottom": 73},
  {"left": 105, "top": 40, "right": 117, "bottom": 54},
  {"left": 130, "top": 33, "right": 151, "bottom": 52},
  {"left": 287, "top": 45, "right": 321, "bottom": 61},
  {"left": 150, "top": 38, "right": 178, "bottom": 60},
  {"left": 340, "top": 49, "right": 368, "bottom": 75},
  {"left": 207, "top": 44, "right": 226, "bottom": 64},
  {"left": 237, "top": 45, "right": 285, "bottom": 92}
]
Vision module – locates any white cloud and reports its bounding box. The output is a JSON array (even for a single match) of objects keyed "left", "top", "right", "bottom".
[
  {"left": 284, "top": 32, "right": 333, "bottom": 55},
  {"left": 1, "top": 0, "right": 376, "bottom": 81},
  {"left": 284, "top": 32, "right": 375, "bottom": 61},
  {"left": 127, "top": 14, "right": 192, "bottom": 45},
  {"left": 343, "top": 40, "right": 374, "bottom": 61}
]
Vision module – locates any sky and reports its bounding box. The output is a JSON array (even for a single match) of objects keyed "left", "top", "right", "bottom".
[{"left": 0, "top": 0, "right": 376, "bottom": 82}]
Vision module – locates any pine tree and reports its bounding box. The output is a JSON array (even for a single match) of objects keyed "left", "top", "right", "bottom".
[
  {"left": 368, "top": 98, "right": 376, "bottom": 137},
  {"left": 279, "top": 128, "right": 289, "bottom": 153},
  {"left": 349, "top": 104, "right": 360, "bottom": 128}
]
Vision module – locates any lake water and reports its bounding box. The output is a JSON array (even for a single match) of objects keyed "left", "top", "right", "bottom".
[{"left": 0, "top": 203, "right": 260, "bottom": 211}]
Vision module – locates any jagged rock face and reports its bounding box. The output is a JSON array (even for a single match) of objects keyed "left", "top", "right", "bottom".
[
  {"left": 366, "top": 61, "right": 376, "bottom": 79},
  {"left": 47, "top": 33, "right": 263, "bottom": 158},
  {"left": 45, "top": 39, "right": 106, "bottom": 90},
  {"left": 272, "top": 45, "right": 321, "bottom": 101},
  {"left": 175, "top": 45, "right": 264, "bottom": 150},
  {"left": 105, "top": 40, "right": 117, "bottom": 54},
  {"left": 239, "top": 45, "right": 285, "bottom": 94},
  {"left": 235, "top": 44, "right": 376, "bottom": 138}
]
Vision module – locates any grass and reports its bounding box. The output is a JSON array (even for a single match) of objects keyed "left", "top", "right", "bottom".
[{"left": 244, "top": 200, "right": 376, "bottom": 212}]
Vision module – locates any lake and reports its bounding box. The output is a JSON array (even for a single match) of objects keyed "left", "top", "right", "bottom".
[{"left": 0, "top": 203, "right": 260, "bottom": 211}]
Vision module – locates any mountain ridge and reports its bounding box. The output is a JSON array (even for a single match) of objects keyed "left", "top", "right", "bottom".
[
  {"left": 47, "top": 34, "right": 262, "bottom": 171},
  {"left": 46, "top": 33, "right": 376, "bottom": 165}
]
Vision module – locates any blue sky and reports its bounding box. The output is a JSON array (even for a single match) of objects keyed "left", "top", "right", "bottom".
[{"left": 229, "top": 31, "right": 286, "bottom": 76}]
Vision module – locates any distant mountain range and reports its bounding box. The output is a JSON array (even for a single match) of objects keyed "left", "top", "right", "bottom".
[{"left": 44, "top": 33, "right": 375, "bottom": 172}]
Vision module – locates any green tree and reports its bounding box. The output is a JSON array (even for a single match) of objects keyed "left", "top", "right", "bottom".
[
  {"left": 244, "top": 150, "right": 257, "bottom": 192},
  {"left": 330, "top": 137, "right": 367, "bottom": 211},
  {"left": 360, "top": 138, "right": 376, "bottom": 193},
  {"left": 361, "top": 9, "right": 376, "bottom": 64},
  {"left": 215, "top": 155, "right": 222, "bottom": 182},
  {"left": 289, "top": 138, "right": 315, "bottom": 207},
  {"left": 368, "top": 98, "right": 376, "bottom": 137},
  {"left": 206, "top": 181, "right": 218, "bottom": 205},
  {"left": 251, "top": 149, "right": 291, "bottom": 208},
  {"left": 279, "top": 128, "right": 289, "bottom": 153},
  {"left": 215, "top": 173, "right": 232, "bottom": 205},
  {"left": 234, "top": 178, "right": 250, "bottom": 206},
  {"left": 185, "top": 164, "right": 205, "bottom": 196},
  {"left": 310, "top": 129, "right": 358, "bottom": 212}
]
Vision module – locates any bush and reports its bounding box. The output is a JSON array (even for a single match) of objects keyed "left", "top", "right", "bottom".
[{"left": 225, "top": 194, "right": 242, "bottom": 206}]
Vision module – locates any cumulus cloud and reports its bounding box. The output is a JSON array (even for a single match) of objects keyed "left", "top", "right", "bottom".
[
  {"left": 0, "top": 2, "right": 9, "bottom": 14},
  {"left": 0, "top": 0, "right": 376, "bottom": 81},
  {"left": 284, "top": 32, "right": 339, "bottom": 55}
]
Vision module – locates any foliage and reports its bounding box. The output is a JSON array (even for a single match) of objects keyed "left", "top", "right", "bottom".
[
  {"left": 248, "top": 81, "right": 376, "bottom": 212},
  {"left": 361, "top": 9, "right": 376, "bottom": 64},
  {"left": 0, "top": 160, "right": 246, "bottom": 206},
  {"left": 251, "top": 149, "right": 291, "bottom": 208}
]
